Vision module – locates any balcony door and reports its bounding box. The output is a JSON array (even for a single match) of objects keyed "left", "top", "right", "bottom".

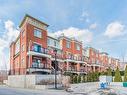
[{"left": 33, "top": 44, "right": 41, "bottom": 52}]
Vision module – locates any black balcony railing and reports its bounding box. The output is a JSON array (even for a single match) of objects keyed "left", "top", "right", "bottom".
[
  {"left": 31, "top": 62, "right": 50, "bottom": 69},
  {"left": 67, "top": 67, "right": 77, "bottom": 72},
  {"left": 66, "top": 54, "right": 87, "bottom": 62},
  {"left": 31, "top": 47, "right": 48, "bottom": 54},
  {"left": 66, "top": 67, "right": 87, "bottom": 73},
  {"left": 51, "top": 54, "right": 64, "bottom": 59}
]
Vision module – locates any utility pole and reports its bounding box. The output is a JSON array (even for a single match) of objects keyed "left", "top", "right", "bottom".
[
  {"left": 54, "top": 49, "right": 57, "bottom": 89},
  {"left": 28, "top": 40, "right": 32, "bottom": 74}
]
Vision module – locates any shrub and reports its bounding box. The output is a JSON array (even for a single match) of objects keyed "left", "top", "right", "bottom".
[
  {"left": 73, "top": 75, "right": 78, "bottom": 83},
  {"left": 107, "top": 67, "right": 112, "bottom": 76},
  {"left": 82, "top": 75, "right": 87, "bottom": 82},
  {"left": 124, "top": 65, "right": 127, "bottom": 82},
  {"left": 114, "top": 67, "right": 122, "bottom": 82},
  {"left": 87, "top": 73, "right": 93, "bottom": 82},
  {"left": 77, "top": 75, "right": 81, "bottom": 83}
]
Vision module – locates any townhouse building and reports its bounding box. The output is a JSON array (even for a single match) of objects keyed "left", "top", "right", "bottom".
[
  {"left": 58, "top": 35, "right": 88, "bottom": 74},
  {"left": 85, "top": 47, "right": 120, "bottom": 72},
  {"left": 10, "top": 14, "right": 121, "bottom": 75},
  {"left": 85, "top": 47, "right": 104, "bottom": 72},
  {"left": 108, "top": 57, "right": 120, "bottom": 70},
  {"left": 119, "top": 62, "right": 127, "bottom": 71},
  {"left": 99, "top": 52, "right": 109, "bottom": 71}
]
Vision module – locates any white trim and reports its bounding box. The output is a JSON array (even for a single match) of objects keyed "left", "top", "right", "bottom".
[
  {"left": 64, "top": 59, "right": 87, "bottom": 64},
  {"left": 33, "top": 42, "right": 42, "bottom": 46},
  {"left": 27, "top": 51, "right": 51, "bottom": 58},
  {"left": 27, "top": 68, "right": 51, "bottom": 73},
  {"left": 86, "top": 64, "right": 91, "bottom": 66},
  {"left": 51, "top": 58, "right": 64, "bottom": 62},
  {"left": 90, "top": 64, "right": 104, "bottom": 67},
  {"left": 48, "top": 45, "right": 62, "bottom": 50},
  {"left": 65, "top": 70, "right": 87, "bottom": 74}
]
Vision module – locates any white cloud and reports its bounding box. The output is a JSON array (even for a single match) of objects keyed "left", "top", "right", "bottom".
[
  {"left": 52, "top": 27, "right": 93, "bottom": 44},
  {"left": 104, "top": 21, "right": 125, "bottom": 38},
  {"left": 89, "top": 23, "right": 97, "bottom": 29},
  {"left": 0, "top": 20, "right": 19, "bottom": 70},
  {"left": 81, "top": 11, "right": 89, "bottom": 17},
  {"left": 79, "top": 11, "right": 90, "bottom": 23}
]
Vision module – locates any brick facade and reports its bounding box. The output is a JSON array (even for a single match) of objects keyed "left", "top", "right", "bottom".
[{"left": 10, "top": 14, "right": 120, "bottom": 75}]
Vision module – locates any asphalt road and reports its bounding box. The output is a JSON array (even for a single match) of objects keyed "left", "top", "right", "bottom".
[
  {"left": 0, "top": 85, "right": 126, "bottom": 95},
  {"left": 0, "top": 85, "right": 71, "bottom": 95}
]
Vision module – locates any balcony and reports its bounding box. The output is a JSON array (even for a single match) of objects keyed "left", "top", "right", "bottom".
[
  {"left": 66, "top": 67, "right": 77, "bottom": 72},
  {"left": 46, "top": 49, "right": 64, "bottom": 62},
  {"left": 27, "top": 62, "right": 51, "bottom": 74},
  {"left": 65, "top": 66, "right": 87, "bottom": 74},
  {"left": 90, "top": 60, "right": 104, "bottom": 67},
  {"left": 65, "top": 54, "right": 87, "bottom": 64},
  {"left": 27, "top": 47, "right": 51, "bottom": 58}
]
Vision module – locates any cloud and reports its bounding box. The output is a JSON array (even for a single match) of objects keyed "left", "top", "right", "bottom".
[
  {"left": 104, "top": 21, "right": 125, "bottom": 38},
  {"left": 52, "top": 27, "right": 93, "bottom": 44},
  {"left": 0, "top": 20, "right": 19, "bottom": 70},
  {"left": 79, "top": 11, "right": 90, "bottom": 23},
  {"left": 81, "top": 11, "right": 89, "bottom": 17},
  {"left": 89, "top": 23, "right": 97, "bottom": 29}
]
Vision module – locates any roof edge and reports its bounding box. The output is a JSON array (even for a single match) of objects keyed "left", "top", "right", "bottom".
[{"left": 19, "top": 14, "right": 49, "bottom": 28}]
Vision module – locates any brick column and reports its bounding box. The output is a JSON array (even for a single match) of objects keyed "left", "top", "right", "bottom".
[
  {"left": 77, "top": 63, "right": 80, "bottom": 72},
  {"left": 29, "top": 55, "right": 32, "bottom": 68},
  {"left": 66, "top": 61, "right": 69, "bottom": 71},
  {"left": 47, "top": 58, "right": 52, "bottom": 68},
  {"left": 85, "top": 65, "right": 88, "bottom": 73},
  {"left": 93, "top": 66, "right": 95, "bottom": 72},
  {"left": 99, "top": 67, "right": 101, "bottom": 72}
]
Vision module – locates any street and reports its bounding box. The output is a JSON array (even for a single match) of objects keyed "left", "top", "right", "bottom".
[
  {"left": 0, "top": 85, "right": 71, "bottom": 95},
  {"left": 0, "top": 85, "right": 127, "bottom": 95}
]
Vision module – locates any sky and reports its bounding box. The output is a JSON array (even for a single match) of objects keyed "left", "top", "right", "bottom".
[{"left": 0, "top": 0, "right": 127, "bottom": 69}]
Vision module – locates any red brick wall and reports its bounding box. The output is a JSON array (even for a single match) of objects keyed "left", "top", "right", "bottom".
[
  {"left": 72, "top": 41, "right": 82, "bottom": 55},
  {"left": 61, "top": 38, "right": 82, "bottom": 57},
  {"left": 10, "top": 43, "right": 15, "bottom": 74},
  {"left": 25, "top": 23, "right": 48, "bottom": 68},
  {"left": 62, "top": 39, "right": 72, "bottom": 53}
]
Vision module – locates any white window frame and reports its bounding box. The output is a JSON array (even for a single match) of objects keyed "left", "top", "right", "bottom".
[
  {"left": 22, "top": 44, "right": 25, "bottom": 52},
  {"left": 34, "top": 28, "right": 42, "bottom": 38},
  {"left": 76, "top": 44, "right": 80, "bottom": 50},
  {"left": 66, "top": 41, "right": 71, "bottom": 48},
  {"left": 21, "top": 57, "right": 25, "bottom": 64}
]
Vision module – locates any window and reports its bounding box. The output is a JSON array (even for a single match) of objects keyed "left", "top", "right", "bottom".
[
  {"left": 54, "top": 41, "right": 57, "bottom": 46},
  {"left": 76, "top": 44, "right": 80, "bottom": 50},
  {"left": 48, "top": 38, "right": 50, "bottom": 45},
  {"left": 91, "top": 51, "right": 94, "bottom": 56},
  {"left": 15, "top": 39, "right": 20, "bottom": 54},
  {"left": 22, "top": 30, "right": 25, "bottom": 38},
  {"left": 22, "top": 44, "right": 25, "bottom": 52},
  {"left": 21, "top": 58, "right": 24, "bottom": 64},
  {"left": 66, "top": 41, "right": 70, "bottom": 48},
  {"left": 34, "top": 29, "right": 42, "bottom": 38}
]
